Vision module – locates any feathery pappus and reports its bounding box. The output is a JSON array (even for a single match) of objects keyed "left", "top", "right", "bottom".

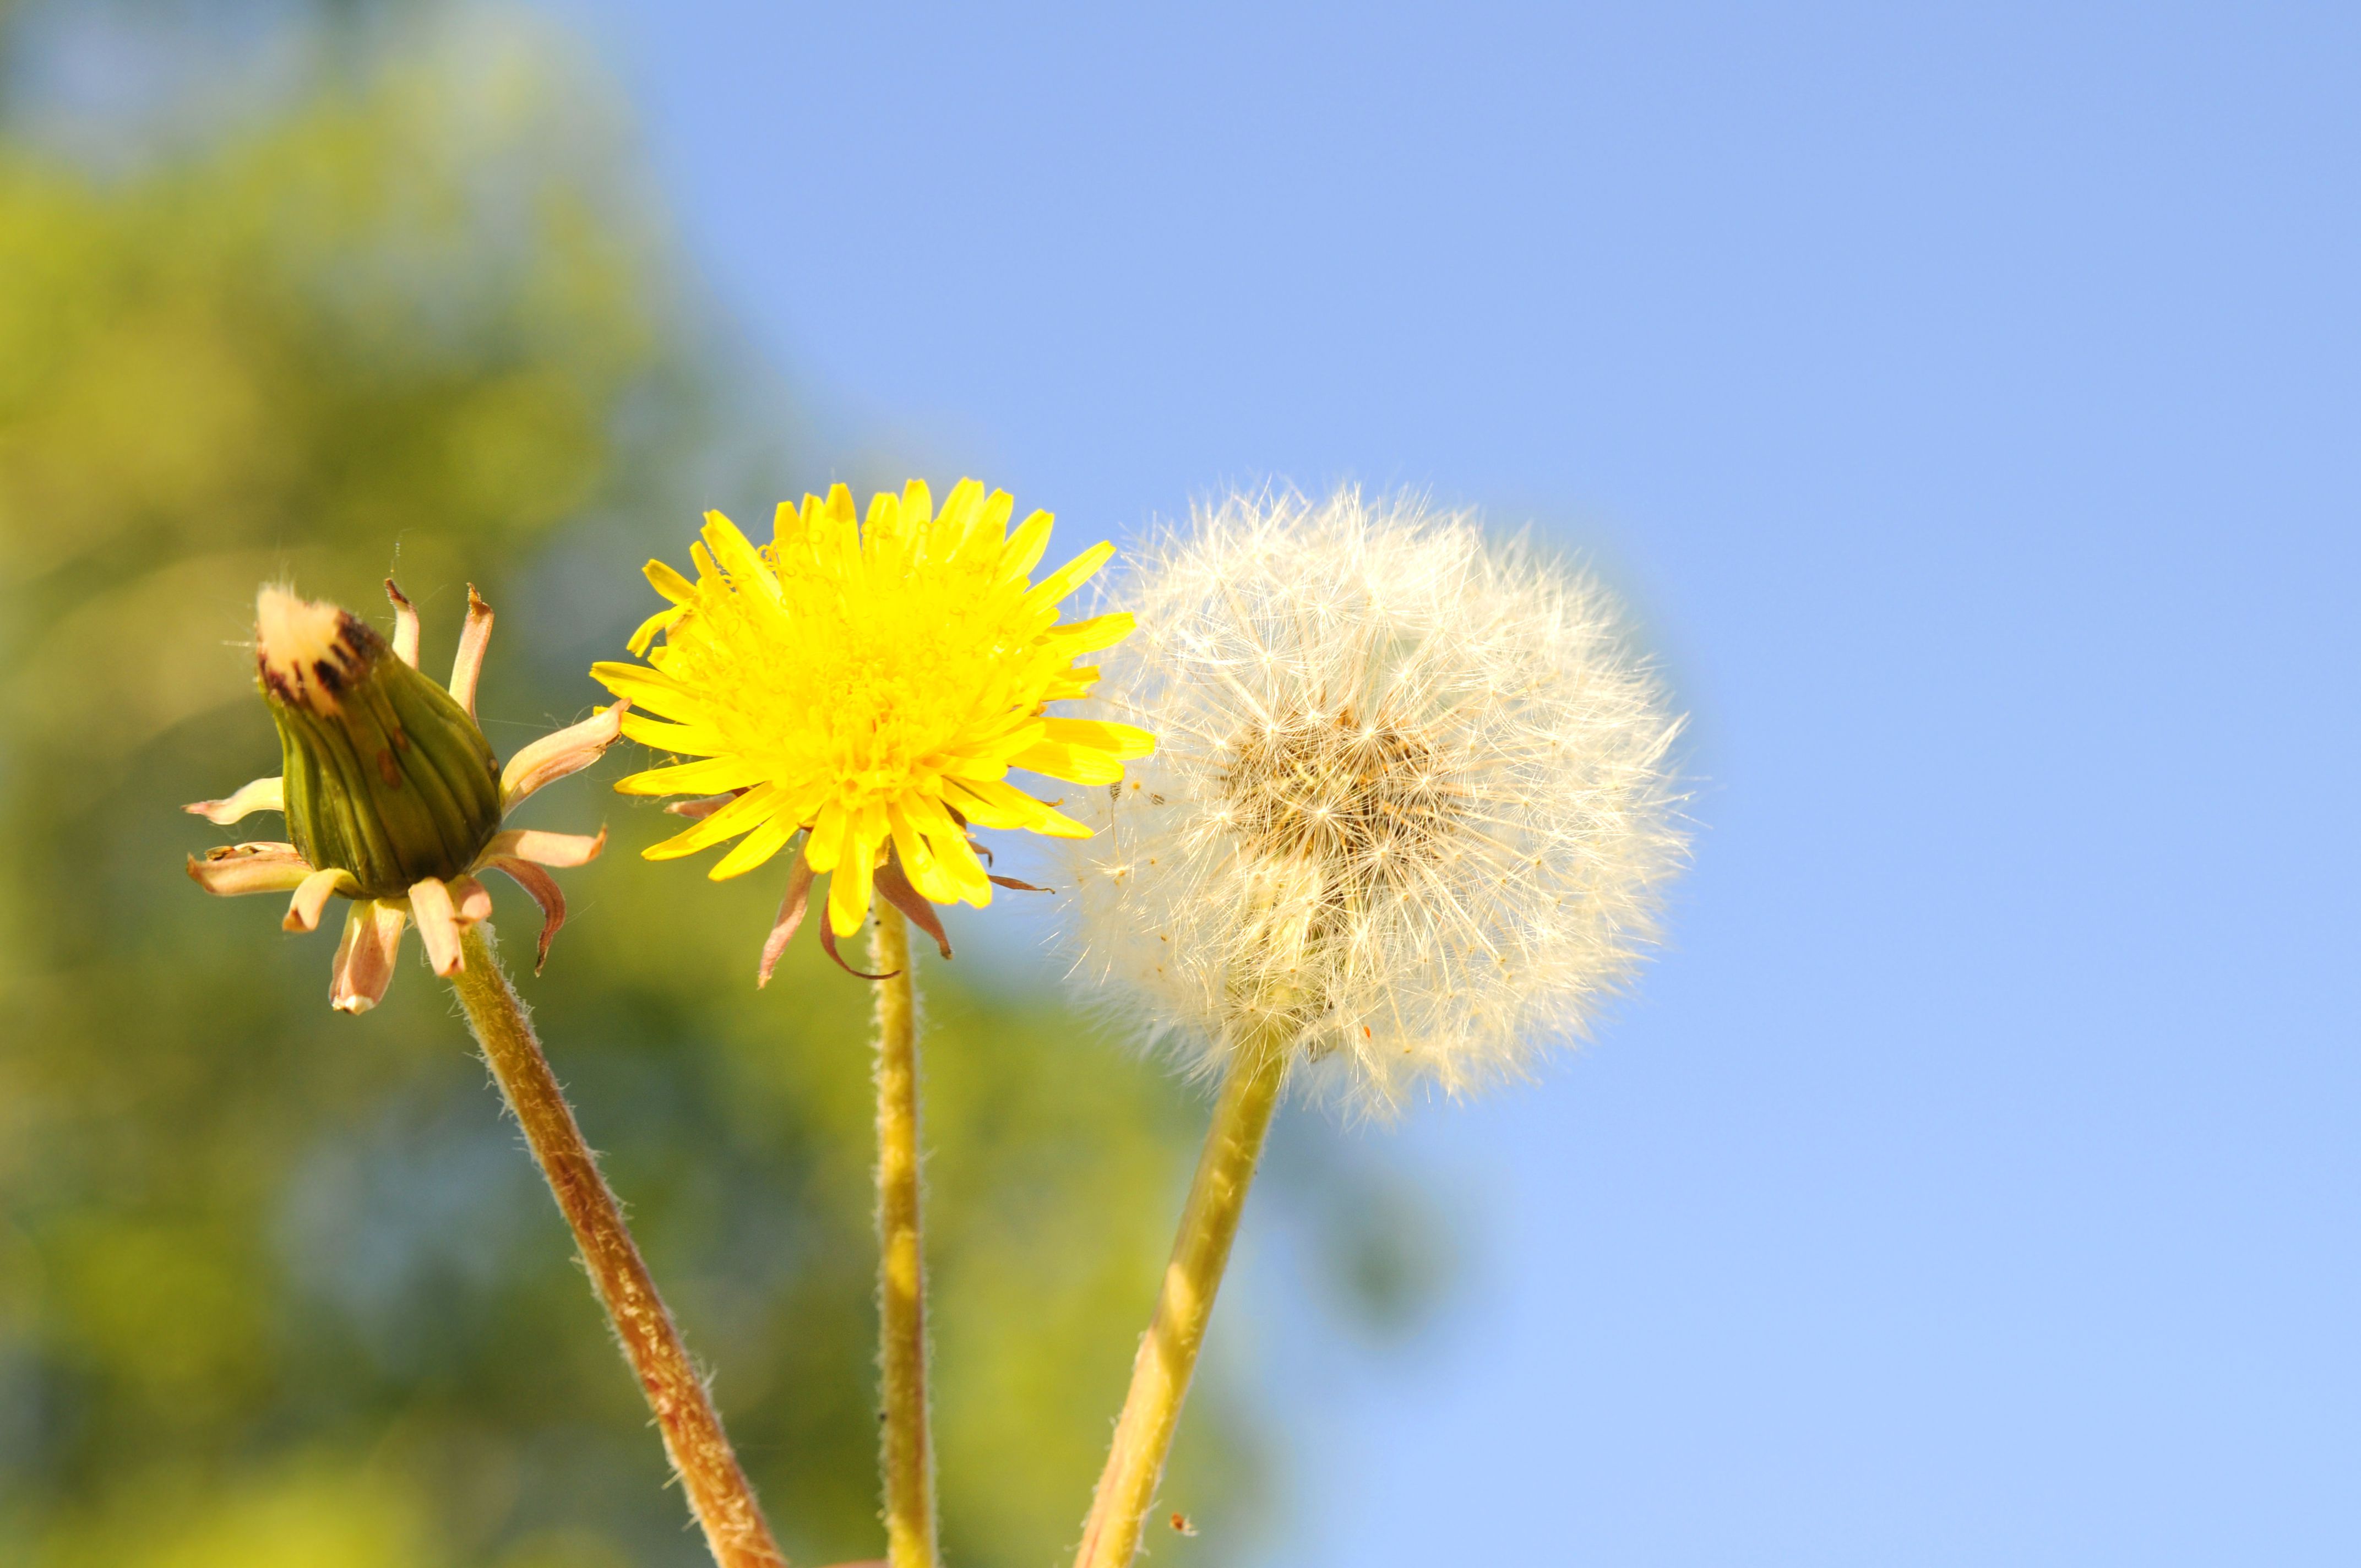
[{"left": 1060, "top": 486, "right": 1688, "bottom": 1115}]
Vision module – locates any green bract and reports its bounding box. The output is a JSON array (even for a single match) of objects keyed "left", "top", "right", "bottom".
[
  {"left": 263, "top": 608, "right": 502, "bottom": 900},
  {"left": 188, "top": 581, "right": 625, "bottom": 1011}
]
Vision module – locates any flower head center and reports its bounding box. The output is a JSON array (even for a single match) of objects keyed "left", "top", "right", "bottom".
[
  {"left": 666, "top": 546, "right": 1026, "bottom": 813},
  {"left": 1220, "top": 706, "right": 1459, "bottom": 895}
]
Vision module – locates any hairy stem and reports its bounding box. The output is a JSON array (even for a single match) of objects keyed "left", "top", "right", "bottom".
[
  {"left": 870, "top": 903, "right": 938, "bottom": 1568},
  {"left": 449, "top": 923, "right": 783, "bottom": 1568},
  {"left": 1073, "top": 1025, "right": 1290, "bottom": 1568}
]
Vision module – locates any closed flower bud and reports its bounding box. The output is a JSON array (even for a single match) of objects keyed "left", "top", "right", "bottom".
[
  {"left": 191, "top": 580, "right": 626, "bottom": 1011},
  {"left": 256, "top": 585, "right": 502, "bottom": 899}
]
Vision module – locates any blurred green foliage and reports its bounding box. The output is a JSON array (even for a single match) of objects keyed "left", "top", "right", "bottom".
[{"left": 0, "top": 4, "right": 1372, "bottom": 1562}]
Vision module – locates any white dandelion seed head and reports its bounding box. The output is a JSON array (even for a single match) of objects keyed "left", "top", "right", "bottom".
[{"left": 1058, "top": 486, "right": 1689, "bottom": 1119}]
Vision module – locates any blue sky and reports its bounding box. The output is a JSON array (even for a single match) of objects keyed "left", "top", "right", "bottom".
[{"left": 548, "top": 4, "right": 2358, "bottom": 1561}]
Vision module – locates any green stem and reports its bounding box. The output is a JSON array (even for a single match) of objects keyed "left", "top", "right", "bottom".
[
  {"left": 870, "top": 903, "right": 938, "bottom": 1568},
  {"left": 1073, "top": 1024, "right": 1291, "bottom": 1568},
  {"left": 449, "top": 923, "right": 784, "bottom": 1568}
]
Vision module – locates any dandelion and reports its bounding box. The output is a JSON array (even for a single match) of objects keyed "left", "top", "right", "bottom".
[
  {"left": 590, "top": 477, "right": 1151, "bottom": 982},
  {"left": 595, "top": 479, "right": 1153, "bottom": 1568},
  {"left": 186, "top": 582, "right": 622, "bottom": 1009},
  {"left": 1061, "top": 487, "right": 1687, "bottom": 1568},
  {"left": 184, "top": 581, "right": 783, "bottom": 1568}
]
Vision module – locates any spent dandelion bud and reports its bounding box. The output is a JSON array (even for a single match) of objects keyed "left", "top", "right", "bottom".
[
  {"left": 255, "top": 584, "right": 503, "bottom": 895},
  {"left": 1064, "top": 486, "right": 1688, "bottom": 1114},
  {"left": 187, "top": 581, "right": 628, "bottom": 1010},
  {"left": 184, "top": 581, "right": 783, "bottom": 1561}
]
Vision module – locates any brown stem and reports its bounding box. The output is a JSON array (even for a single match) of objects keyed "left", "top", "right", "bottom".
[
  {"left": 869, "top": 902, "right": 938, "bottom": 1568},
  {"left": 450, "top": 922, "right": 785, "bottom": 1567}
]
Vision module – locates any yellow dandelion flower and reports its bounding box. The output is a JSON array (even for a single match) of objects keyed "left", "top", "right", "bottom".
[{"left": 591, "top": 477, "right": 1154, "bottom": 979}]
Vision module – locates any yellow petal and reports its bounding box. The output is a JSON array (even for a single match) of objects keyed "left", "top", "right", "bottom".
[
  {"left": 614, "top": 754, "right": 767, "bottom": 797},
  {"left": 888, "top": 804, "right": 961, "bottom": 905},
  {"left": 702, "top": 511, "right": 782, "bottom": 606},
  {"left": 899, "top": 478, "right": 933, "bottom": 529},
  {"left": 643, "top": 783, "right": 780, "bottom": 859},
  {"left": 934, "top": 830, "right": 994, "bottom": 907},
  {"left": 801, "top": 798, "right": 850, "bottom": 872},
  {"left": 927, "top": 478, "right": 984, "bottom": 563},
  {"left": 1042, "top": 611, "right": 1137, "bottom": 656},
  {"left": 617, "top": 711, "right": 728, "bottom": 755},
  {"left": 950, "top": 777, "right": 1092, "bottom": 837},
  {"left": 899, "top": 788, "right": 966, "bottom": 842},
  {"left": 814, "top": 495, "right": 863, "bottom": 579},
  {"left": 1000, "top": 509, "right": 1053, "bottom": 580},
  {"left": 957, "top": 487, "right": 1015, "bottom": 564},
  {"left": 826, "top": 809, "right": 886, "bottom": 936},
  {"left": 935, "top": 752, "right": 1013, "bottom": 785},
  {"left": 1024, "top": 541, "right": 1114, "bottom": 612},
  {"left": 626, "top": 605, "right": 684, "bottom": 656},
  {"left": 1009, "top": 739, "right": 1124, "bottom": 785},
  {"left": 709, "top": 812, "right": 797, "bottom": 880},
  {"left": 644, "top": 557, "right": 698, "bottom": 604},
  {"left": 1041, "top": 717, "right": 1156, "bottom": 759},
  {"left": 940, "top": 777, "right": 1033, "bottom": 829},
  {"left": 589, "top": 661, "right": 707, "bottom": 722}
]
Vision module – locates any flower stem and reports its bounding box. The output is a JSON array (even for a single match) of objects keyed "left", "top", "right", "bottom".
[
  {"left": 1073, "top": 1024, "right": 1291, "bottom": 1568},
  {"left": 869, "top": 902, "right": 938, "bottom": 1568},
  {"left": 448, "top": 922, "right": 783, "bottom": 1568}
]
